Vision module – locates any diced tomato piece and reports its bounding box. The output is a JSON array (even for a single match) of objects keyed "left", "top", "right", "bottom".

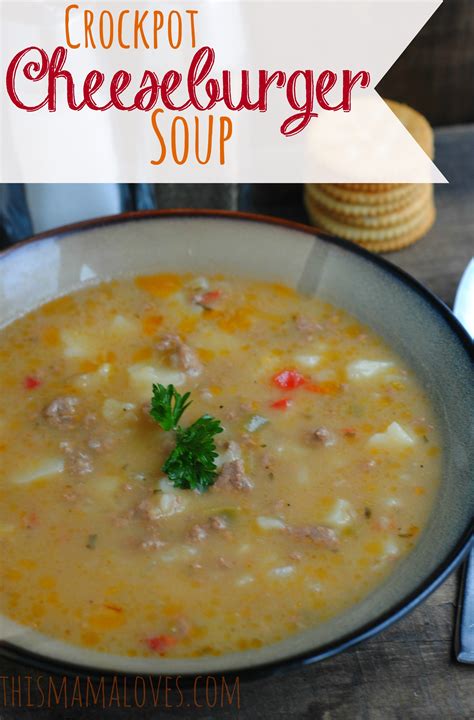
[
  {"left": 270, "top": 398, "right": 293, "bottom": 410},
  {"left": 341, "top": 427, "right": 357, "bottom": 438},
  {"left": 24, "top": 375, "right": 42, "bottom": 390},
  {"left": 195, "top": 290, "right": 222, "bottom": 308},
  {"left": 272, "top": 369, "right": 306, "bottom": 390},
  {"left": 202, "top": 290, "right": 221, "bottom": 304},
  {"left": 145, "top": 634, "right": 178, "bottom": 653}
]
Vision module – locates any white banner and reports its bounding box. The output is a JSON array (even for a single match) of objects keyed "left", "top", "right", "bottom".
[{"left": 0, "top": 0, "right": 446, "bottom": 182}]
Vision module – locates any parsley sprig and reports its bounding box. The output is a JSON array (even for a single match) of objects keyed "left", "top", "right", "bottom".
[
  {"left": 163, "top": 416, "right": 223, "bottom": 492},
  {"left": 150, "top": 384, "right": 223, "bottom": 492},
  {"left": 150, "top": 383, "right": 191, "bottom": 431}
]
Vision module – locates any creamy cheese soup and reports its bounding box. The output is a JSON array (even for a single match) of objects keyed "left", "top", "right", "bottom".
[{"left": 0, "top": 273, "right": 441, "bottom": 658}]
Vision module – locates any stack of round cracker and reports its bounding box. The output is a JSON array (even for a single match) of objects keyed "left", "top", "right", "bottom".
[{"left": 304, "top": 101, "right": 436, "bottom": 252}]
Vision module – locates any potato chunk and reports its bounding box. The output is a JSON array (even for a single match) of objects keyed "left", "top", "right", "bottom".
[
  {"left": 110, "top": 315, "right": 139, "bottom": 337},
  {"left": 368, "top": 422, "right": 415, "bottom": 449},
  {"left": 61, "top": 329, "right": 97, "bottom": 359},
  {"left": 347, "top": 359, "right": 393, "bottom": 380},
  {"left": 11, "top": 458, "right": 64, "bottom": 485},
  {"left": 127, "top": 364, "right": 185, "bottom": 401},
  {"left": 325, "top": 498, "right": 355, "bottom": 527},
  {"left": 102, "top": 399, "right": 138, "bottom": 424}
]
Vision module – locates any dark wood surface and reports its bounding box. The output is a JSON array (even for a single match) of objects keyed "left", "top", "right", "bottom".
[{"left": 1, "top": 127, "right": 473, "bottom": 720}]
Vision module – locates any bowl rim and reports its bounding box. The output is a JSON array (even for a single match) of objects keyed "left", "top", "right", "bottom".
[{"left": 0, "top": 208, "right": 473, "bottom": 681}]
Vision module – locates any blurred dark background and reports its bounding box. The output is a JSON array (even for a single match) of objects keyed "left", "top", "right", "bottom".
[{"left": 377, "top": 0, "right": 474, "bottom": 126}]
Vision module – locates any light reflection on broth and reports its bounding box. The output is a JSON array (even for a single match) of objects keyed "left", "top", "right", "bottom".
[{"left": 0, "top": 273, "right": 440, "bottom": 657}]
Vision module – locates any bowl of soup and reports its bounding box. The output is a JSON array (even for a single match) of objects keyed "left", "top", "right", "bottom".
[{"left": 0, "top": 210, "right": 472, "bottom": 677}]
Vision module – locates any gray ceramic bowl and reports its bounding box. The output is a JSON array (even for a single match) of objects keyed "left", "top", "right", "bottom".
[{"left": 0, "top": 210, "right": 472, "bottom": 678}]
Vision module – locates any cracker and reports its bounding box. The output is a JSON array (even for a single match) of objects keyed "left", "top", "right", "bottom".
[
  {"left": 305, "top": 193, "right": 434, "bottom": 241},
  {"left": 305, "top": 184, "right": 430, "bottom": 224},
  {"left": 356, "top": 206, "right": 436, "bottom": 251},
  {"left": 303, "top": 98, "right": 435, "bottom": 252},
  {"left": 335, "top": 184, "right": 403, "bottom": 192},
  {"left": 320, "top": 183, "right": 419, "bottom": 205},
  {"left": 305, "top": 193, "right": 435, "bottom": 250}
]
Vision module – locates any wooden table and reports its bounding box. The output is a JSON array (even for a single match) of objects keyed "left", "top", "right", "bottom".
[{"left": 0, "top": 127, "right": 472, "bottom": 720}]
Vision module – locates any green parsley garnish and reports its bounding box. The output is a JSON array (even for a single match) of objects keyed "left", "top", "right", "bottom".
[
  {"left": 163, "top": 416, "right": 223, "bottom": 492},
  {"left": 150, "top": 383, "right": 192, "bottom": 431},
  {"left": 150, "top": 384, "right": 223, "bottom": 492}
]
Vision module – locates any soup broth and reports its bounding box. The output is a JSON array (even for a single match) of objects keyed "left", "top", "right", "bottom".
[{"left": 0, "top": 273, "right": 441, "bottom": 658}]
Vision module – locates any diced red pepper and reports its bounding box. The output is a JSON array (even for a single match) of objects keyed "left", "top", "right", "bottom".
[
  {"left": 270, "top": 397, "right": 293, "bottom": 410},
  {"left": 195, "top": 290, "right": 222, "bottom": 308},
  {"left": 341, "top": 427, "right": 357, "bottom": 438},
  {"left": 202, "top": 290, "right": 221, "bottom": 303},
  {"left": 145, "top": 634, "right": 178, "bottom": 653},
  {"left": 272, "top": 369, "right": 306, "bottom": 390},
  {"left": 24, "top": 375, "right": 42, "bottom": 390}
]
